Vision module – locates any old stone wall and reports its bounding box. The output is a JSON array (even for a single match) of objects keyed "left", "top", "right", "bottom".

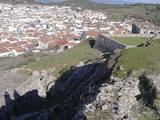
[{"left": 94, "top": 35, "right": 126, "bottom": 52}]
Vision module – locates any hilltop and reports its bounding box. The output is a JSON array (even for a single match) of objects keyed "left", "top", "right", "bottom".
[
  {"left": 53, "top": 0, "right": 160, "bottom": 26},
  {"left": 0, "top": 0, "right": 37, "bottom": 4},
  {"left": 61, "top": 0, "right": 93, "bottom": 6}
]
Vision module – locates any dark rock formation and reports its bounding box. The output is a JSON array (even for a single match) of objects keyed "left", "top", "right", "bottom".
[
  {"left": 1, "top": 51, "right": 157, "bottom": 120},
  {"left": 0, "top": 52, "right": 121, "bottom": 120}
]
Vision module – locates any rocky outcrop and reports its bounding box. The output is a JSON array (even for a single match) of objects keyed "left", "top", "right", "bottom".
[
  {"left": 85, "top": 75, "right": 140, "bottom": 120},
  {"left": 0, "top": 69, "right": 30, "bottom": 107},
  {"left": 0, "top": 69, "right": 56, "bottom": 120},
  {"left": 0, "top": 52, "right": 123, "bottom": 120},
  {"left": 1, "top": 52, "right": 158, "bottom": 120},
  {"left": 148, "top": 75, "right": 160, "bottom": 100},
  {"left": 0, "top": 69, "right": 55, "bottom": 107}
]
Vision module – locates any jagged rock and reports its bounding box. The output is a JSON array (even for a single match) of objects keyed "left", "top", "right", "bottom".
[
  {"left": 0, "top": 70, "right": 55, "bottom": 107},
  {"left": 47, "top": 75, "right": 56, "bottom": 92},
  {"left": 77, "top": 62, "right": 84, "bottom": 67},
  {"left": 14, "top": 70, "right": 48, "bottom": 98},
  {"left": 119, "top": 65, "right": 125, "bottom": 71},
  {"left": 148, "top": 75, "right": 160, "bottom": 100},
  {"left": 117, "top": 77, "right": 140, "bottom": 113},
  {"left": 0, "top": 69, "right": 30, "bottom": 107},
  {"left": 0, "top": 52, "right": 142, "bottom": 120},
  {"left": 84, "top": 74, "right": 140, "bottom": 120},
  {"left": 85, "top": 103, "right": 96, "bottom": 113}
]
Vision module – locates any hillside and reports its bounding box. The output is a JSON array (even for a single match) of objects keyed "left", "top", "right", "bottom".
[
  {"left": 113, "top": 38, "right": 160, "bottom": 78},
  {"left": 54, "top": 0, "right": 160, "bottom": 26},
  {"left": 1, "top": 38, "right": 160, "bottom": 119},
  {"left": 0, "top": 0, "right": 37, "bottom": 4},
  {"left": 107, "top": 4, "right": 160, "bottom": 26}
]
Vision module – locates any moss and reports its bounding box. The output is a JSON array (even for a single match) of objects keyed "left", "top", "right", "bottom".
[
  {"left": 85, "top": 108, "right": 113, "bottom": 120},
  {"left": 112, "top": 69, "right": 128, "bottom": 79}
]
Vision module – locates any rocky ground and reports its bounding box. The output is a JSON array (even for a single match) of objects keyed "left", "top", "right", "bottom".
[
  {"left": 0, "top": 69, "right": 30, "bottom": 106},
  {"left": 84, "top": 74, "right": 140, "bottom": 120},
  {"left": 0, "top": 51, "right": 160, "bottom": 120}
]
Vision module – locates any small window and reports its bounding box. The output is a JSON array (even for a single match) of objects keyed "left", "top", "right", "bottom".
[
  {"left": 150, "top": 32, "right": 155, "bottom": 34},
  {"left": 64, "top": 46, "right": 68, "bottom": 50}
]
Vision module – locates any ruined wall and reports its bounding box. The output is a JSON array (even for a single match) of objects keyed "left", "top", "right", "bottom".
[{"left": 94, "top": 35, "right": 126, "bottom": 52}]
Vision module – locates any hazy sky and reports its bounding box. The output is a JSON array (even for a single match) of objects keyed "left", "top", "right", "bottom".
[
  {"left": 92, "top": 0, "right": 160, "bottom": 4},
  {"left": 37, "top": 0, "right": 160, "bottom": 4}
]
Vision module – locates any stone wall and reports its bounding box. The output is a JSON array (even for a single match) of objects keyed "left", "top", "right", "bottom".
[{"left": 94, "top": 35, "right": 126, "bottom": 52}]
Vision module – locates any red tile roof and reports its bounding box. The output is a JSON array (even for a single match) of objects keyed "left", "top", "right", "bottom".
[
  {"left": 39, "top": 36, "right": 55, "bottom": 44},
  {"left": 0, "top": 46, "right": 10, "bottom": 53},
  {"left": 48, "top": 42, "right": 57, "bottom": 49},
  {"left": 54, "top": 39, "right": 68, "bottom": 46},
  {"left": 68, "top": 42, "right": 76, "bottom": 46},
  {"left": 14, "top": 47, "right": 26, "bottom": 53},
  {"left": 11, "top": 41, "right": 28, "bottom": 47},
  {"left": 8, "top": 37, "right": 18, "bottom": 42},
  {"left": 86, "top": 31, "right": 100, "bottom": 37},
  {"left": 0, "top": 41, "right": 11, "bottom": 47}
]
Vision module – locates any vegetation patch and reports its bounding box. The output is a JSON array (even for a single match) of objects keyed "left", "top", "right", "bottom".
[
  {"left": 112, "top": 37, "right": 149, "bottom": 46},
  {"left": 137, "top": 75, "right": 156, "bottom": 107},
  {"left": 113, "top": 39, "right": 160, "bottom": 78},
  {"left": 25, "top": 42, "right": 101, "bottom": 77},
  {"left": 0, "top": 56, "right": 36, "bottom": 70},
  {"left": 107, "top": 4, "right": 160, "bottom": 26},
  {"left": 132, "top": 104, "right": 160, "bottom": 120}
]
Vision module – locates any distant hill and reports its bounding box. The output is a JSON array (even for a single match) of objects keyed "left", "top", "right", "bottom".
[
  {"left": 0, "top": 0, "right": 37, "bottom": 4},
  {"left": 54, "top": 0, "right": 160, "bottom": 26},
  {"left": 52, "top": 0, "right": 96, "bottom": 7},
  {"left": 37, "top": 0, "right": 160, "bottom": 5}
]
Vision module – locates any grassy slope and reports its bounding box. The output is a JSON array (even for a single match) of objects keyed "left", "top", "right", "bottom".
[
  {"left": 106, "top": 4, "right": 159, "bottom": 26},
  {"left": 113, "top": 39, "right": 160, "bottom": 78},
  {"left": 0, "top": 55, "right": 36, "bottom": 70},
  {"left": 118, "top": 5, "right": 159, "bottom": 25},
  {"left": 86, "top": 4, "right": 160, "bottom": 26},
  {"left": 112, "top": 37, "right": 149, "bottom": 46},
  {"left": 56, "top": 0, "right": 160, "bottom": 26},
  {"left": 107, "top": 5, "right": 157, "bottom": 21},
  {"left": 0, "top": 42, "right": 101, "bottom": 77},
  {"left": 25, "top": 42, "right": 101, "bottom": 77}
]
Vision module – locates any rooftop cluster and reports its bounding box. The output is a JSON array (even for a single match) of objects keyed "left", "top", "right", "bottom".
[{"left": 0, "top": 3, "right": 159, "bottom": 57}]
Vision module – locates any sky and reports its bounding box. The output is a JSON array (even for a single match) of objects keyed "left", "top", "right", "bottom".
[
  {"left": 37, "top": 0, "right": 160, "bottom": 4},
  {"left": 94, "top": 0, "right": 160, "bottom": 3}
]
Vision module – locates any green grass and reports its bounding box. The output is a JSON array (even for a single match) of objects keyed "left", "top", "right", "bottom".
[
  {"left": 85, "top": 108, "right": 113, "bottom": 120},
  {"left": 131, "top": 105, "right": 160, "bottom": 120},
  {"left": 0, "top": 42, "right": 101, "bottom": 78},
  {"left": 0, "top": 55, "right": 36, "bottom": 70},
  {"left": 58, "top": 1, "right": 160, "bottom": 26},
  {"left": 25, "top": 42, "right": 101, "bottom": 77},
  {"left": 107, "top": 4, "right": 160, "bottom": 26},
  {"left": 83, "top": 4, "right": 160, "bottom": 26},
  {"left": 113, "top": 39, "right": 160, "bottom": 78},
  {"left": 112, "top": 37, "right": 149, "bottom": 46},
  {"left": 109, "top": 5, "right": 149, "bottom": 21}
]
